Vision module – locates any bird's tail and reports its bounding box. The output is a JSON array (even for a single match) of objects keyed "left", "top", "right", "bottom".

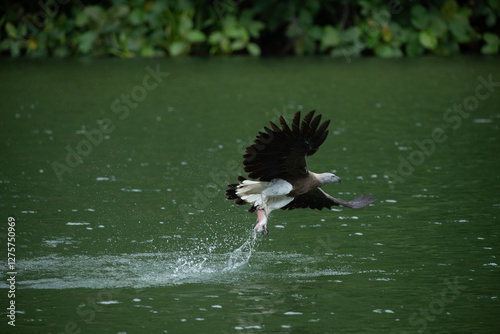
[{"left": 226, "top": 176, "right": 268, "bottom": 212}]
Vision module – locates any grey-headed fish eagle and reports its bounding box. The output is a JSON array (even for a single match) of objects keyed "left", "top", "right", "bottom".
[{"left": 226, "top": 110, "right": 376, "bottom": 234}]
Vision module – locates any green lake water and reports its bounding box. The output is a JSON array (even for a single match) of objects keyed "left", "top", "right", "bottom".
[{"left": 0, "top": 56, "right": 499, "bottom": 333}]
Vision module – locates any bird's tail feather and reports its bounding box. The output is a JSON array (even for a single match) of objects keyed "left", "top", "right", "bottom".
[
  {"left": 226, "top": 176, "right": 268, "bottom": 212},
  {"left": 226, "top": 176, "right": 247, "bottom": 204}
]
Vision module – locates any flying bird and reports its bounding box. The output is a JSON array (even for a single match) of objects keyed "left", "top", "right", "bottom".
[{"left": 226, "top": 110, "right": 376, "bottom": 235}]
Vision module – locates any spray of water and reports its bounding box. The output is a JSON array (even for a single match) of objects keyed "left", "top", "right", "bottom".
[
  {"left": 224, "top": 229, "right": 258, "bottom": 271},
  {"left": 170, "top": 228, "right": 259, "bottom": 280},
  {"left": 12, "top": 229, "right": 263, "bottom": 289}
]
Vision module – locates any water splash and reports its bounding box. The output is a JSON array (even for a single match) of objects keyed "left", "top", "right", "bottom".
[
  {"left": 224, "top": 229, "right": 258, "bottom": 271},
  {"left": 7, "top": 230, "right": 264, "bottom": 289},
  {"left": 173, "top": 256, "right": 209, "bottom": 276},
  {"left": 168, "top": 229, "right": 259, "bottom": 278}
]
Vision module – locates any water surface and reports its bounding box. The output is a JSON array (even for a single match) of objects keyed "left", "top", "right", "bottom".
[{"left": 1, "top": 56, "right": 499, "bottom": 333}]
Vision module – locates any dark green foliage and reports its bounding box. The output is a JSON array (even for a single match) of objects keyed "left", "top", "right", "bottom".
[{"left": 1, "top": 0, "right": 499, "bottom": 58}]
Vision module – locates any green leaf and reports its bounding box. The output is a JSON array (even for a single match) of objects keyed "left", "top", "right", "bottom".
[
  {"left": 381, "top": 25, "right": 392, "bottom": 43},
  {"left": 358, "top": 0, "right": 371, "bottom": 16},
  {"left": 286, "top": 23, "right": 304, "bottom": 39},
  {"left": 375, "top": 44, "right": 394, "bottom": 57},
  {"left": 389, "top": 22, "right": 408, "bottom": 45},
  {"left": 208, "top": 31, "right": 223, "bottom": 44},
  {"left": 149, "top": 2, "right": 166, "bottom": 15},
  {"left": 77, "top": 31, "right": 97, "bottom": 53},
  {"left": 179, "top": 14, "right": 193, "bottom": 36},
  {"left": 220, "top": 36, "right": 231, "bottom": 53},
  {"left": 406, "top": 35, "right": 424, "bottom": 56},
  {"left": 5, "top": 22, "right": 17, "bottom": 38},
  {"left": 441, "top": 0, "right": 458, "bottom": 21},
  {"left": 419, "top": 29, "right": 437, "bottom": 49},
  {"left": 222, "top": 15, "right": 237, "bottom": 27},
  {"left": 9, "top": 39, "right": 21, "bottom": 57},
  {"left": 84, "top": 6, "right": 107, "bottom": 26},
  {"left": 309, "top": 25, "right": 322, "bottom": 40},
  {"left": 411, "top": 5, "right": 430, "bottom": 30},
  {"left": 129, "top": 8, "right": 144, "bottom": 26},
  {"left": 225, "top": 25, "right": 248, "bottom": 40},
  {"left": 248, "top": 21, "right": 265, "bottom": 38},
  {"left": 17, "top": 23, "right": 28, "bottom": 39},
  {"left": 448, "top": 14, "right": 472, "bottom": 42},
  {"left": 482, "top": 45, "right": 498, "bottom": 54},
  {"left": 75, "top": 10, "right": 88, "bottom": 27},
  {"left": 298, "top": 8, "right": 313, "bottom": 26},
  {"left": 231, "top": 38, "right": 246, "bottom": 51},
  {"left": 125, "top": 36, "right": 141, "bottom": 52},
  {"left": 483, "top": 6, "right": 497, "bottom": 27},
  {"left": 429, "top": 16, "right": 448, "bottom": 39},
  {"left": 362, "top": 22, "right": 380, "bottom": 48},
  {"left": 186, "top": 30, "right": 206, "bottom": 43},
  {"left": 247, "top": 42, "right": 261, "bottom": 56},
  {"left": 320, "top": 25, "right": 341, "bottom": 51},
  {"left": 484, "top": 32, "right": 500, "bottom": 45},
  {"left": 489, "top": 0, "right": 500, "bottom": 15},
  {"left": 140, "top": 46, "right": 155, "bottom": 57},
  {"left": 169, "top": 41, "right": 186, "bottom": 56},
  {"left": 108, "top": 4, "right": 129, "bottom": 19},
  {"left": 341, "top": 27, "right": 361, "bottom": 43},
  {"left": 54, "top": 46, "right": 70, "bottom": 57},
  {"left": 481, "top": 32, "right": 499, "bottom": 54}
]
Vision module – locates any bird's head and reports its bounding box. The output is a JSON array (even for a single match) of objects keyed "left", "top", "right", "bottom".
[{"left": 319, "top": 172, "right": 342, "bottom": 185}]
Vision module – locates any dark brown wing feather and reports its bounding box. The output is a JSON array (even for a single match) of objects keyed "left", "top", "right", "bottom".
[
  {"left": 243, "top": 110, "right": 330, "bottom": 181},
  {"left": 282, "top": 188, "right": 377, "bottom": 210}
]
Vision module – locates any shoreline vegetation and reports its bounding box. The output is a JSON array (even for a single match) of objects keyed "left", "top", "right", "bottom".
[{"left": 1, "top": 0, "right": 499, "bottom": 58}]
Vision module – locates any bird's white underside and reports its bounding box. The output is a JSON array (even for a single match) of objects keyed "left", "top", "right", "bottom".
[
  {"left": 237, "top": 179, "right": 293, "bottom": 210},
  {"left": 236, "top": 179, "right": 294, "bottom": 232}
]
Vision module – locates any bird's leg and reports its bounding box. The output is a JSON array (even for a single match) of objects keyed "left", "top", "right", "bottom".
[{"left": 254, "top": 209, "right": 269, "bottom": 235}]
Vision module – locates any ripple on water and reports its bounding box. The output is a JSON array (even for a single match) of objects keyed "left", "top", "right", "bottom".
[
  {"left": 5, "top": 231, "right": 258, "bottom": 289},
  {"left": 5, "top": 229, "right": 357, "bottom": 290}
]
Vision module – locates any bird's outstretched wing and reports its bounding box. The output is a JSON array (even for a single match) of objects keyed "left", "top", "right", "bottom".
[
  {"left": 282, "top": 188, "right": 377, "bottom": 210},
  {"left": 243, "top": 110, "right": 330, "bottom": 181}
]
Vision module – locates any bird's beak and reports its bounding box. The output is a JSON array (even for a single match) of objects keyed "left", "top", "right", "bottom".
[{"left": 333, "top": 175, "right": 342, "bottom": 183}]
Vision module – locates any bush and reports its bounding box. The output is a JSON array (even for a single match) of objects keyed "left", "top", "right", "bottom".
[{"left": 1, "top": 0, "right": 499, "bottom": 58}]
